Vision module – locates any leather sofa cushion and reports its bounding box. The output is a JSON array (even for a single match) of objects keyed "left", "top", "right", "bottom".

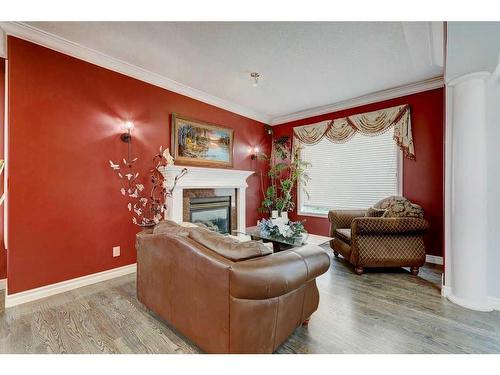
[
  {"left": 153, "top": 220, "right": 190, "bottom": 236},
  {"left": 189, "top": 228, "right": 272, "bottom": 261},
  {"left": 334, "top": 228, "right": 351, "bottom": 244},
  {"left": 153, "top": 220, "right": 209, "bottom": 236}
]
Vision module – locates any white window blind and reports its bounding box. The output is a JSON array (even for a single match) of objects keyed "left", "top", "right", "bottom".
[{"left": 300, "top": 131, "right": 400, "bottom": 215}]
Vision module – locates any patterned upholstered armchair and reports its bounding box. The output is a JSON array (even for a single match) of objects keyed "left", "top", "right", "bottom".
[{"left": 328, "top": 197, "right": 430, "bottom": 275}]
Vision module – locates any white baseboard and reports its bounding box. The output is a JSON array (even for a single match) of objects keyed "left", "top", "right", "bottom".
[
  {"left": 488, "top": 296, "right": 500, "bottom": 311},
  {"left": 441, "top": 285, "right": 450, "bottom": 297},
  {"left": 0, "top": 278, "right": 6, "bottom": 290},
  {"left": 426, "top": 255, "right": 443, "bottom": 265},
  {"left": 5, "top": 263, "right": 136, "bottom": 308},
  {"left": 441, "top": 285, "right": 500, "bottom": 311}
]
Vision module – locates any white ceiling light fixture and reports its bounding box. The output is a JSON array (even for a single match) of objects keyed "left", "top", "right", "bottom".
[{"left": 250, "top": 72, "right": 260, "bottom": 87}]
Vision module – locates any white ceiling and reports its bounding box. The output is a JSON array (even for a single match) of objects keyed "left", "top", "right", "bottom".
[
  {"left": 26, "top": 22, "right": 444, "bottom": 123},
  {"left": 446, "top": 22, "right": 500, "bottom": 82}
]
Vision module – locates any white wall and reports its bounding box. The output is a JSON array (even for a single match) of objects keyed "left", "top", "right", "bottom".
[{"left": 447, "top": 22, "right": 500, "bottom": 302}]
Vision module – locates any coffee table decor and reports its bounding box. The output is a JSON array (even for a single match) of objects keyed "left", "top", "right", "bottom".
[
  {"left": 251, "top": 218, "right": 307, "bottom": 251},
  {"left": 259, "top": 218, "right": 306, "bottom": 239},
  {"left": 234, "top": 225, "right": 333, "bottom": 252}
]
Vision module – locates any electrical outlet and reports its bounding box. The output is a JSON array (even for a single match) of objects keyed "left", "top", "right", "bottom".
[{"left": 113, "top": 246, "right": 120, "bottom": 257}]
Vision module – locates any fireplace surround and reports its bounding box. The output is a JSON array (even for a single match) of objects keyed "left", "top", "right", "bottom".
[{"left": 159, "top": 165, "right": 254, "bottom": 233}]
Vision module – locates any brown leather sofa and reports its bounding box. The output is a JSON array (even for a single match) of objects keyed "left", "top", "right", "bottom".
[
  {"left": 329, "top": 197, "right": 429, "bottom": 275},
  {"left": 136, "top": 221, "right": 330, "bottom": 353}
]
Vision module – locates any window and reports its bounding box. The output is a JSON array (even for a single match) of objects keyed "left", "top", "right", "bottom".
[{"left": 299, "top": 130, "right": 401, "bottom": 216}]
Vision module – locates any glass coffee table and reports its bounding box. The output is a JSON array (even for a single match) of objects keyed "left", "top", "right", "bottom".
[{"left": 233, "top": 226, "right": 333, "bottom": 252}]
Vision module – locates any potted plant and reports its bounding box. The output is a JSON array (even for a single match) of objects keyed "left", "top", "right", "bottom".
[
  {"left": 256, "top": 136, "right": 310, "bottom": 240},
  {"left": 258, "top": 136, "right": 310, "bottom": 219}
]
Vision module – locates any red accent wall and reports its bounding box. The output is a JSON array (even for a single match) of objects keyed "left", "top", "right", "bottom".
[
  {"left": 273, "top": 88, "right": 445, "bottom": 257},
  {"left": 7, "top": 37, "right": 270, "bottom": 294},
  {"left": 0, "top": 58, "right": 6, "bottom": 280}
]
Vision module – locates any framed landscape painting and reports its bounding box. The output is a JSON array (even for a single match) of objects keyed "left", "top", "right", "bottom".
[{"left": 171, "top": 114, "right": 234, "bottom": 168}]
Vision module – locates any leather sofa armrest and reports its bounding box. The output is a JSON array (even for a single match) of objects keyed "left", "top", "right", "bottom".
[
  {"left": 229, "top": 245, "right": 330, "bottom": 300},
  {"left": 328, "top": 209, "right": 367, "bottom": 235},
  {"left": 351, "top": 217, "right": 430, "bottom": 235}
]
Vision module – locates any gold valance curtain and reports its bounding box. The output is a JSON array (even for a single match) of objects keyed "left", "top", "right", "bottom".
[{"left": 293, "top": 104, "right": 415, "bottom": 159}]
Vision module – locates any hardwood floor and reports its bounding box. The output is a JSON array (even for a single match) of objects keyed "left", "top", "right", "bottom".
[
  {"left": 1, "top": 251, "right": 499, "bottom": 354},
  {"left": 0, "top": 286, "right": 4, "bottom": 315}
]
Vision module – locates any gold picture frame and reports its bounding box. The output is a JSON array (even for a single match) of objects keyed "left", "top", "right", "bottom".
[{"left": 171, "top": 114, "right": 234, "bottom": 168}]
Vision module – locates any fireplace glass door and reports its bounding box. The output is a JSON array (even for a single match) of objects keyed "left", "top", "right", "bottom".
[{"left": 189, "top": 196, "right": 231, "bottom": 234}]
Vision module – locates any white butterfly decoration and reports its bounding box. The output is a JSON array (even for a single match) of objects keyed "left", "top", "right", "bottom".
[
  {"left": 162, "top": 148, "right": 175, "bottom": 166},
  {"left": 109, "top": 160, "right": 120, "bottom": 171}
]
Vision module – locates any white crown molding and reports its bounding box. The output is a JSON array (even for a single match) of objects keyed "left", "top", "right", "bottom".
[
  {"left": 0, "top": 22, "right": 271, "bottom": 124},
  {"left": 425, "top": 255, "right": 443, "bottom": 265},
  {"left": 270, "top": 76, "right": 444, "bottom": 125},
  {"left": 5, "top": 263, "right": 136, "bottom": 308},
  {"left": 0, "top": 22, "right": 445, "bottom": 128}
]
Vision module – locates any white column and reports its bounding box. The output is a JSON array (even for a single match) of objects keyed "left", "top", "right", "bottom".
[
  {"left": 447, "top": 72, "right": 492, "bottom": 311},
  {"left": 236, "top": 187, "right": 246, "bottom": 232},
  {"left": 165, "top": 188, "right": 183, "bottom": 223}
]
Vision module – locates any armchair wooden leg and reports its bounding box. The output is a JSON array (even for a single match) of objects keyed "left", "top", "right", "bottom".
[
  {"left": 333, "top": 250, "right": 339, "bottom": 258},
  {"left": 302, "top": 317, "right": 311, "bottom": 326},
  {"left": 354, "top": 266, "right": 364, "bottom": 275},
  {"left": 410, "top": 267, "right": 419, "bottom": 276}
]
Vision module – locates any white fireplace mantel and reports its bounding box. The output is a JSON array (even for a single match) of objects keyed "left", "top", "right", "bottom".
[{"left": 159, "top": 165, "right": 254, "bottom": 232}]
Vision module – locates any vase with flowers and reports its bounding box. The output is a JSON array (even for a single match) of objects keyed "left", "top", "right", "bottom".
[{"left": 109, "top": 146, "right": 187, "bottom": 227}]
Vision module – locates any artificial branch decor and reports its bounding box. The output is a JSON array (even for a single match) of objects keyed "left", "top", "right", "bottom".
[
  {"left": 259, "top": 136, "right": 310, "bottom": 215},
  {"left": 109, "top": 147, "right": 187, "bottom": 227}
]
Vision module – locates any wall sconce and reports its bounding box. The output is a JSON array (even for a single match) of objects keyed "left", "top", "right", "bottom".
[
  {"left": 120, "top": 121, "right": 134, "bottom": 143},
  {"left": 265, "top": 125, "right": 273, "bottom": 136},
  {"left": 250, "top": 146, "right": 260, "bottom": 160}
]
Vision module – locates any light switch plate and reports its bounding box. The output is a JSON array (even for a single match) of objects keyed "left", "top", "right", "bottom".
[{"left": 112, "top": 246, "right": 120, "bottom": 257}]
